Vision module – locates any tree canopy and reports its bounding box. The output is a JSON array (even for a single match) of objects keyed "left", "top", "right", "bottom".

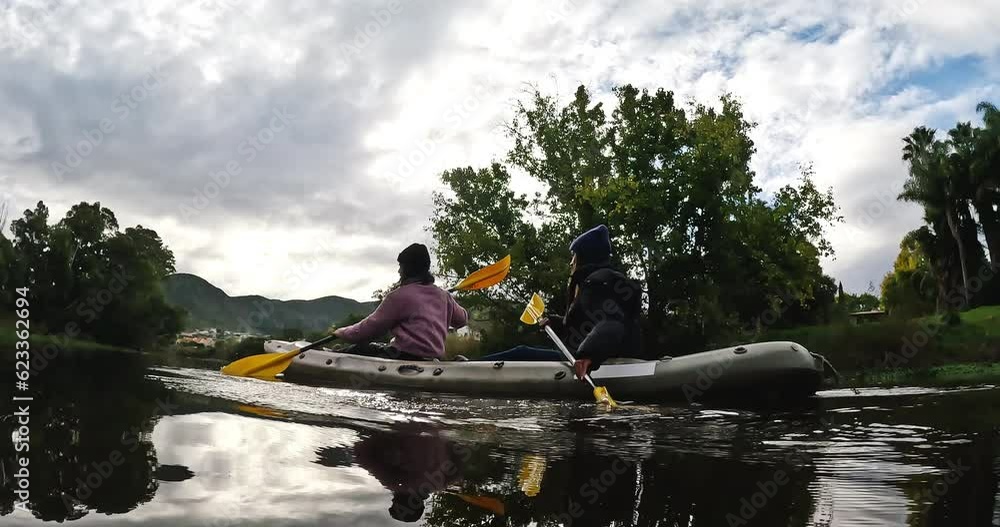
[
  {"left": 431, "top": 84, "right": 841, "bottom": 354},
  {"left": 0, "top": 201, "right": 183, "bottom": 349}
]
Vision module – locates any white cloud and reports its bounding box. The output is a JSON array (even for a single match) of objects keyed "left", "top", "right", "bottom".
[{"left": 1, "top": 0, "right": 997, "bottom": 299}]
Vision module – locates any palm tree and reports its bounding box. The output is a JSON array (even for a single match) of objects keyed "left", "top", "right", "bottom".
[
  {"left": 947, "top": 121, "right": 990, "bottom": 277},
  {"left": 900, "top": 126, "right": 972, "bottom": 306},
  {"left": 973, "top": 102, "right": 1000, "bottom": 269}
]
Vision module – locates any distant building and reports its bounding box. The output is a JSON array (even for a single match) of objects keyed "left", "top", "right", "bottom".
[
  {"left": 177, "top": 328, "right": 264, "bottom": 345},
  {"left": 176, "top": 335, "right": 216, "bottom": 346}
]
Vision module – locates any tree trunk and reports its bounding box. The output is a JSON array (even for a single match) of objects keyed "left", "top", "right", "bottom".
[
  {"left": 945, "top": 202, "right": 971, "bottom": 307},
  {"left": 936, "top": 279, "right": 947, "bottom": 313},
  {"left": 973, "top": 194, "right": 1000, "bottom": 270}
]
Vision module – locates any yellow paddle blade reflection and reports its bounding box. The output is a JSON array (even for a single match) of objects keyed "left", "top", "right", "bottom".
[
  {"left": 518, "top": 454, "right": 547, "bottom": 497},
  {"left": 442, "top": 491, "right": 506, "bottom": 516},
  {"left": 236, "top": 404, "right": 287, "bottom": 418},
  {"left": 456, "top": 494, "right": 505, "bottom": 515}
]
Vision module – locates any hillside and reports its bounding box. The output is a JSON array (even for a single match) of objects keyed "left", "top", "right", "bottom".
[{"left": 163, "top": 273, "right": 377, "bottom": 333}]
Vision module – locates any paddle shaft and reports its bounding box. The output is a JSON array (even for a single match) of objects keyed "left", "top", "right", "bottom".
[
  {"left": 543, "top": 325, "right": 598, "bottom": 390},
  {"left": 290, "top": 334, "right": 338, "bottom": 354}
]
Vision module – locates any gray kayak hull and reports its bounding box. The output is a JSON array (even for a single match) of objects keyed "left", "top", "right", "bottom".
[{"left": 266, "top": 340, "right": 827, "bottom": 402}]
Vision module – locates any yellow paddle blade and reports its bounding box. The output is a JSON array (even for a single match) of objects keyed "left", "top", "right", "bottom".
[
  {"left": 593, "top": 386, "right": 618, "bottom": 408},
  {"left": 452, "top": 255, "right": 511, "bottom": 291},
  {"left": 455, "top": 494, "right": 506, "bottom": 516},
  {"left": 519, "top": 292, "right": 546, "bottom": 325},
  {"left": 220, "top": 348, "right": 300, "bottom": 379}
]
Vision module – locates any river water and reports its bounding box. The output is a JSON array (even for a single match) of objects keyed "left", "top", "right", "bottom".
[{"left": 3, "top": 357, "right": 999, "bottom": 526}]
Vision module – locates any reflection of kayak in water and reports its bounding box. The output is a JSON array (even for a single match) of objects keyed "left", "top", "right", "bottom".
[
  {"left": 267, "top": 340, "right": 830, "bottom": 402},
  {"left": 153, "top": 464, "right": 195, "bottom": 483}
]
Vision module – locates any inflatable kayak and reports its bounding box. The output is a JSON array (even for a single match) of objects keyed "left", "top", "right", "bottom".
[{"left": 264, "top": 340, "right": 832, "bottom": 402}]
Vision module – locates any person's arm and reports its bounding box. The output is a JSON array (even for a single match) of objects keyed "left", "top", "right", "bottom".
[
  {"left": 448, "top": 296, "right": 469, "bottom": 329},
  {"left": 335, "top": 293, "right": 403, "bottom": 343},
  {"left": 575, "top": 320, "right": 625, "bottom": 369}
]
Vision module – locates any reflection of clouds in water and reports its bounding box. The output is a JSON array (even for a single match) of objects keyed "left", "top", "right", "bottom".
[
  {"left": 809, "top": 476, "right": 908, "bottom": 527},
  {"left": 139, "top": 413, "right": 392, "bottom": 526},
  {"left": 768, "top": 419, "right": 972, "bottom": 527},
  {"left": 805, "top": 446, "right": 916, "bottom": 527}
]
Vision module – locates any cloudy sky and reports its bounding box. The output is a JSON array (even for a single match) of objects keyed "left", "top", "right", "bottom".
[{"left": 1, "top": 0, "right": 998, "bottom": 301}]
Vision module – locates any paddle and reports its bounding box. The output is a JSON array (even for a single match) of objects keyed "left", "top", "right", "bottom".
[
  {"left": 220, "top": 334, "right": 337, "bottom": 379},
  {"left": 221, "top": 255, "right": 513, "bottom": 379},
  {"left": 449, "top": 255, "right": 511, "bottom": 292},
  {"left": 520, "top": 293, "right": 618, "bottom": 407}
]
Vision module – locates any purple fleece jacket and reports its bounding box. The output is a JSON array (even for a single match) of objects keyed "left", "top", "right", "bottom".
[{"left": 337, "top": 283, "right": 469, "bottom": 359}]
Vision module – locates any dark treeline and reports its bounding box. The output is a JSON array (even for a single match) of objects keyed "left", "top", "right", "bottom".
[
  {"left": 882, "top": 102, "right": 1000, "bottom": 317},
  {"left": 0, "top": 201, "right": 183, "bottom": 349},
  {"left": 431, "top": 84, "right": 842, "bottom": 355}
]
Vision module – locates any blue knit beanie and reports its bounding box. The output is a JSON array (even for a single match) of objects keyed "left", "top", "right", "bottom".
[{"left": 569, "top": 224, "right": 612, "bottom": 264}]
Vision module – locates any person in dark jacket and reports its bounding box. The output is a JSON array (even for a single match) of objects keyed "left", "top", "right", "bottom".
[
  {"left": 478, "top": 225, "right": 642, "bottom": 379},
  {"left": 550, "top": 224, "right": 643, "bottom": 378}
]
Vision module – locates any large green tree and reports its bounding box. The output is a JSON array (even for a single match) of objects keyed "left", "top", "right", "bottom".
[
  {"left": 432, "top": 85, "right": 840, "bottom": 354},
  {"left": 0, "top": 201, "right": 183, "bottom": 349}
]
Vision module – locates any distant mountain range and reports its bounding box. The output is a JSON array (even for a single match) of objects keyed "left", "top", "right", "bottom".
[{"left": 162, "top": 273, "right": 377, "bottom": 334}]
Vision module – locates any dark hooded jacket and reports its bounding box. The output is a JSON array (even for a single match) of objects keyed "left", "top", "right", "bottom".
[{"left": 549, "top": 263, "right": 643, "bottom": 368}]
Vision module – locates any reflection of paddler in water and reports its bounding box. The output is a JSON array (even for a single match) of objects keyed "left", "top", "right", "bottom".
[{"left": 315, "top": 424, "right": 482, "bottom": 523}]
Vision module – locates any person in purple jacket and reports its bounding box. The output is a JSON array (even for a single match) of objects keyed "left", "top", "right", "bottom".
[{"left": 331, "top": 243, "right": 468, "bottom": 361}]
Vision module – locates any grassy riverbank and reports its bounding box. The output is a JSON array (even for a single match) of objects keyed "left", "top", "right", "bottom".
[
  {"left": 0, "top": 324, "right": 128, "bottom": 354},
  {"left": 846, "top": 362, "right": 1000, "bottom": 388},
  {"left": 762, "top": 305, "right": 1000, "bottom": 387}
]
